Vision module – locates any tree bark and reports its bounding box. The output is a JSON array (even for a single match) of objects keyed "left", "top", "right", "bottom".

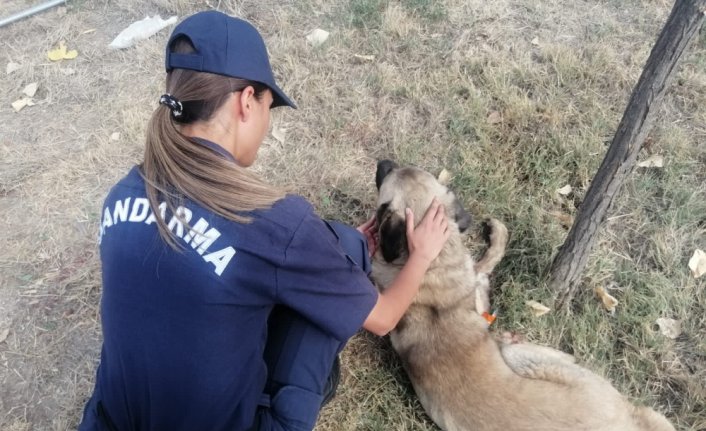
[{"left": 549, "top": 0, "right": 706, "bottom": 308}]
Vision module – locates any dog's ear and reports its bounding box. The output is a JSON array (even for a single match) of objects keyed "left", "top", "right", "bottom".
[
  {"left": 376, "top": 159, "right": 399, "bottom": 190},
  {"left": 377, "top": 202, "right": 407, "bottom": 262},
  {"left": 380, "top": 217, "right": 407, "bottom": 262},
  {"left": 452, "top": 197, "right": 472, "bottom": 233}
]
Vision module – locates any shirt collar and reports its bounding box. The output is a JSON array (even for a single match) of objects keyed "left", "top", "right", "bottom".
[{"left": 190, "top": 137, "right": 237, "bottom": 163}]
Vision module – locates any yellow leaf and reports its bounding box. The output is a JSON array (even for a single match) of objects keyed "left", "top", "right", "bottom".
[
  {"left": 526, "top": 300, "right": 550, "bottom": 317},
  {"left": 594, "top": 286, "right": 618, "bottom": 313},
  {"left": 48, "top": 41, "right": 78, "bottom": 61},
  {"left": 48, "top": 41, "right": 67, "bottom": 61},
  {"left": 688, "top": 249, "right": 706, "bottom": 278}
]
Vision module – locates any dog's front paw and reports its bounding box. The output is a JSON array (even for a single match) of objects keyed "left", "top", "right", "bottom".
[{"left": 482, "top": 218, "right": 509, "bottom": 247}]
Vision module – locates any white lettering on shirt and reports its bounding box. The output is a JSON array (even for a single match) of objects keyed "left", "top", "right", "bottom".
[
  {"left": 184, "top": 218, "right": 222, "bottom": 255},
  {"left": 99, "top": 197, "right": 235, "bottom": 276},
  {"left": 167, "top": 206, "right": 193, "bottom": 238},
  {"left": 203, "top": 246, "right": 236, "bottom": 276},
  {"left": 144, "top": 202, "right": 167, "bottom": 225},
  {"left": 113, "top": 197, "right": 131, "bottom": 223},
  {"left": 128, "top": 198, "right": 150, "bottom": 222}
]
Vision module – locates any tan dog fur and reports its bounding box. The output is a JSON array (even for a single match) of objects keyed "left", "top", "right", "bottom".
[{"left": 371, "top": 161, "right": 674, "bottom": 431}]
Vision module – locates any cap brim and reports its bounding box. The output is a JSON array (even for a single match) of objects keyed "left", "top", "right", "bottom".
[{"left": 270, "top": 83, "right": 296, "bottom": 109}]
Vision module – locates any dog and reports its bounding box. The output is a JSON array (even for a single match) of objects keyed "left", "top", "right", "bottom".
[{"left": 371, "top": 159, "right": 674, "bottom": 431}]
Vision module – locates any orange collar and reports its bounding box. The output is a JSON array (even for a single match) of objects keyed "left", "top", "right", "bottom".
[{"left": 481, "top": 311, "right": 497, "bottom": 326}]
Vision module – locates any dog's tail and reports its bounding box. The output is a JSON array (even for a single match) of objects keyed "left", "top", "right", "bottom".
[
  {"left": 474, "top": 218, "right": 509, "bottom": 275},
  {"left": 631, "top": 406, "right": 675, "bottom": 431}
]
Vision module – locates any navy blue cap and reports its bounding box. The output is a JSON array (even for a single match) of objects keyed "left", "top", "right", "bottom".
[{"left": 166, "top": 11, "right": 296, "bottom": 109}]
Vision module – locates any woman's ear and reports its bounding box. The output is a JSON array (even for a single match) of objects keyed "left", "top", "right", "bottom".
[{"left": 236, "top": 86, "right": 256, "bottom": 122}]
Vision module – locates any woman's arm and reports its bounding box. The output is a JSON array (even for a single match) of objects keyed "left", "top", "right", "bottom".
[{"left": 363, "top": 198, "right": 449, "bottom": 336}]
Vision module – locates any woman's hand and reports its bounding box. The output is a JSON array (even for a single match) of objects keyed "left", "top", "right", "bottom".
[
  {"left": 405, "top": 198, "right": 450, "bottom": 265},
  {"left": 362, "top": 198, "right": 451, "bottom": 336},
  {"left": 357, "top": 215, "right": 379, "bottom": 257}
]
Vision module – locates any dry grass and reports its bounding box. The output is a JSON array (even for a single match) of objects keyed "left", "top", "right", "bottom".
[{"left": 0, "top": 0, "right": 704, "bottom": 430}]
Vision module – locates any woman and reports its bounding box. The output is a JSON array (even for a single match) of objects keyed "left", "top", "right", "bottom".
[{"left": 79, "top": 10, "right": 449, "bottom": 431}]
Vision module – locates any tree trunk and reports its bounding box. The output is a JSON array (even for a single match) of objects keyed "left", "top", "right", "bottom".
[{"left": 549, "top": 0, "right": 706, "bottom": 308}]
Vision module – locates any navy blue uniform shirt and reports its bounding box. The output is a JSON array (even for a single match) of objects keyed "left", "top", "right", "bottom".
[{"left": 86, "top": 162, "right": 378, "bottom": 431}]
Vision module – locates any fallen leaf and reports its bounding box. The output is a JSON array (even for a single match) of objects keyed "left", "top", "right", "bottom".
[
  {"left": 594, "top": 286, "right": 619, "bottom": 313},
  {"left": 655, "top": 318, "right": 681, "bottom": 339},
  {"left": 526, "top": 300, "right": 551, "bottom": 317},
  {"left": 11, "top": 97, "right": 35, "bottom": 112},
  {"left": 23, "top": 82, "right": 38, "bottom": 97},
  {"left": 487, "top": 111, "right": 502, "bottom": 124},
  {"left": 110, "top": 132, "right": 121, "bottom": 141},
  {"left": 81, "top": 28, "right": 97, "bottom": 35},
  {"left": 6, "top": 62, "right": 20, "bottom": 75},
  {"left": 556, "top": 184, "right": 572, "bottom": 196},
  {"left": 271, "top": 126, "right": 286, "bottom": 143},
  {"left": 48, "top": 41, "right": 78, "bottom": 61},
  {"left": 531, "top": 37, "right": 540, "bottom": 45},
  {"left": 306, "top": 28, "right": 330, "bottom": 47},
  {"left": 0, "top": 328, "right": 9, "bottom": 343},
  {"left": 548, "top": 210, "right": 574, "bottom": 228},
  {"left": 353, "top": 54, "right": 375, "bottom": 62},
  {"left": 437, "top": 168, "right": 452, "bottom": 185},
  {"left": 688, "top": 249, "right": 706, "bottom": 278},
  {"left": 636, "top": 154, "right": 664, "bottom": 168}
]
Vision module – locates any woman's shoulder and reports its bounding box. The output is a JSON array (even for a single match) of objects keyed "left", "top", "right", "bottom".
[
  {"left": 253, "top": 194, "right": 316, "bottom": 231},
  {"left": 271, "top": 194, "right": 313, "bottom": 214}
]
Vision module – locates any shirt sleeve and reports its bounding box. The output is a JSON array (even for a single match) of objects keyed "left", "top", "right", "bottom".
[{"left": 276, "top": 210, "right": 379, "bottom": 342}]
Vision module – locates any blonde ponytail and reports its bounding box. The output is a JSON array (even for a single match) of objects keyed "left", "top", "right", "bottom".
[{"left": 141, "top": 38, "right": 286, "bottom": 248}]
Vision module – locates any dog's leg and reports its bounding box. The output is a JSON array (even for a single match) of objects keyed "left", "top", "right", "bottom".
[
  {"left": 474, "top": 273, "right": 491, "bottom": 314},
  {"left": 631, "top": 406, "right": 675, "bottom": 431},
  {"left": 474, "top": 219, "right": 509, "bottom": 275},
  {"left": 498, "top": 342, "right": 583, "bottom": 385}
]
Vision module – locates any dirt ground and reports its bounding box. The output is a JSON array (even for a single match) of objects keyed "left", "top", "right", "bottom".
[{"left": 1, "top": 0, "right": 704, "bottom": 430}]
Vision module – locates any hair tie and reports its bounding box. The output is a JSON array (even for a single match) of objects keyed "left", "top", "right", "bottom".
[{"left": 159, "top": 94, "right": 183, "bottom": 118}]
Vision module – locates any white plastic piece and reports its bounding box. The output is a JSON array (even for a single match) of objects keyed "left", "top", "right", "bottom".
[{"left": 109, "top": 15, "right": 178, "bottom": 49}]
